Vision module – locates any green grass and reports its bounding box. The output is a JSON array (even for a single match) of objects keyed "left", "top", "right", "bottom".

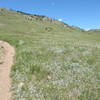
[
  {"left": 0, "top": 8, "right": 100, "bottom": 100},
  {"left": 0, "top": 45, "right": 5, "bottom": 64}
]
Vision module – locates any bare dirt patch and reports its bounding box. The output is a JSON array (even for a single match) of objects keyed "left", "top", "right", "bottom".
[
  {"left": 0, "top": 23, "right": 6, "bottom": 27},
  {"left": 0, "top": 40, "right": 15, "bottom": 100}
]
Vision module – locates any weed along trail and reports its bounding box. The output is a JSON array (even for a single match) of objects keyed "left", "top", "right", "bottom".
[{"left": 0, "top": 40, "right": 15, "bottom": 100}]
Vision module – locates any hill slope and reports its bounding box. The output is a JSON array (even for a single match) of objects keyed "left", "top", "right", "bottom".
[
  {"left": 0, "top": 8, "right": 100, "bottom": 100},
  {"left": 88, "top": 29, "right": 100, "bottom": 34}
]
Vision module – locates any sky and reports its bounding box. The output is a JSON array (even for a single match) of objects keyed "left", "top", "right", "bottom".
[{"left": 0, "top": 0, "right": 100, "bottom": 29}]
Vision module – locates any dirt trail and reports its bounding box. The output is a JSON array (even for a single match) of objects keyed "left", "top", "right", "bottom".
[{"left": 0, "top": 41, "right": 15, "bottom": 100}]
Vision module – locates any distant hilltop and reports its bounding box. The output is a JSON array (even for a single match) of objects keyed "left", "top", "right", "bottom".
[{"left": 0, "top": 8, "right": 100, "bottom": 33}]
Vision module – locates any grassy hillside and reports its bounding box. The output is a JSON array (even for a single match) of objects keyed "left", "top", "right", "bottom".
[
  {"left": 88, "top": 29, "right": 100, "bottom": 34},
  {"left": 0, "top": 8, "right": 100, "bottom": 100}
]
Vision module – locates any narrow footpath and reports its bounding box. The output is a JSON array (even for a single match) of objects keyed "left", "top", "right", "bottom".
[{"left": 0, "top": 41, "right": 15, "bottom": 100}]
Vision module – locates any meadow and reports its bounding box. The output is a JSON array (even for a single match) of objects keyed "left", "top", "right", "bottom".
[{"left": 0, "top": 8, "right": 100, "bottom": 100}]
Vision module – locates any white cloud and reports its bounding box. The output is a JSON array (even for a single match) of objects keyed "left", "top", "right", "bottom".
[{"left": 58, "top": 19, "right": 62, "bottom": 21}]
